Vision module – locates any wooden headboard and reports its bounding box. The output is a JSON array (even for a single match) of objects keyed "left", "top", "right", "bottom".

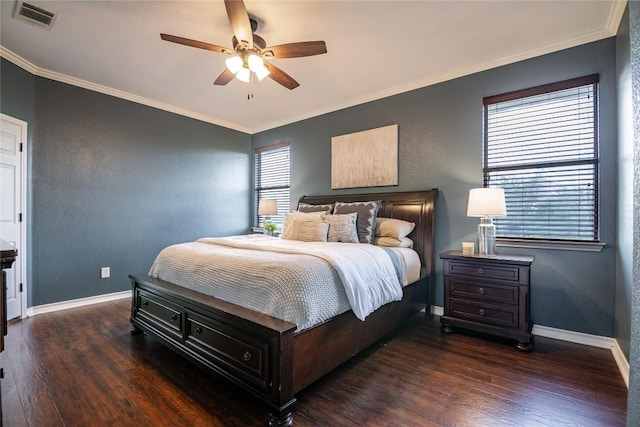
[{"left": 298, "top": 189, "right": 438, "bottom": 278}]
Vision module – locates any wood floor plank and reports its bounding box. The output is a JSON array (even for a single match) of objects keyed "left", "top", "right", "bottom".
[{"left": 0, "top": 300, "right": 628, "bottom": 426}]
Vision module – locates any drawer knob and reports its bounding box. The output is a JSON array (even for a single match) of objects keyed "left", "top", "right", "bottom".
[
  {"left": 193, "top": 327, "right": 202, "bottom": 336},
  {"left": 170, "top": 314, "right": 178, "bottom": 321},
  {"left": 478, "top": 287, "right": 485, "bottom": 295},
  {"left": 141, "top": 301, "right": 149, "bottom": 307},
  {"left": 479, "top": 308, "right": 485, "bottom": 316},
  {"left": 243, "top": 351, "right": 252, "bottom": 362},
  {"left": 478, "top": 268, "right": 485, "bottom": 274}
]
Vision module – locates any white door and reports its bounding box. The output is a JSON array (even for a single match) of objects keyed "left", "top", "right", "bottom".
[{"left": 0, "top": 114, "right": 27, "bottom": 320}]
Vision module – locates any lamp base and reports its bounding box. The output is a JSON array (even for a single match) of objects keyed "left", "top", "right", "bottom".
[{"left": 477, "top": 218, "right": 496, "bottom": 256}]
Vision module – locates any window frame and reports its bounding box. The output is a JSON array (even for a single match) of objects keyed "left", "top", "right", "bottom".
[
  {"left": 482, "top": 74, "right": 604, "bottom": 251},
  {"left": 254, "top": 141, "right": 290, "bottom": 229}
]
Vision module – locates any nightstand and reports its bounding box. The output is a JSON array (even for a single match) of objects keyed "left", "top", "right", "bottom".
[{"left": 440, "top": 250, "right": 534, "bottom": 351}]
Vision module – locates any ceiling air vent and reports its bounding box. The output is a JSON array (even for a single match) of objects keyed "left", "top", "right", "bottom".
[{"left": 13, "top": 2, "right": 57, "bottom": 31}]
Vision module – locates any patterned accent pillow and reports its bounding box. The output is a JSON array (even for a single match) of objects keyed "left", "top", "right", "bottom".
[
  {"left": 324, "top": 213, "right": 359, "bottom": 243},
  {"left": 376, "top": 217, "right": 415, "bottom": 239},
  {"left": 298, "top": 202, "right": 334, "bottom": 214},
  {"left": 282, "top": 217, "right": 329, "bottom": 242},
  {"left": 333, "top": 200, "right": 382, "bottom": 244}
]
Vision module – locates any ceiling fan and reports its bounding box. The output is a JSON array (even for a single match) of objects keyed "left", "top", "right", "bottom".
[{"left": 160, "top": 0, "right": 327, "bottom": 91}]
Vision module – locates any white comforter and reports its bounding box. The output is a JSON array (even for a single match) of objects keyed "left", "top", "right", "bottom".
[{"left": 148, "top": 235, "right": 403, "bottom": 330}]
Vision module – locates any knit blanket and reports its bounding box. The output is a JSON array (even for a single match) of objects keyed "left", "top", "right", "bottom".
[{"left": 148, "top": 235, "right": 403, "bottom": 331}]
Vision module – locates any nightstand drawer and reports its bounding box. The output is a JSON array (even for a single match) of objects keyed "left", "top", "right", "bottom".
[
  {"left": 450, "top": 299, "right": 519, "bottom": 328},
  {"left": 448, "top": 261, "right": 520, "bottom": 282},
  {"left": 449, "top": 278, "right": 518, "bottom": 305}
]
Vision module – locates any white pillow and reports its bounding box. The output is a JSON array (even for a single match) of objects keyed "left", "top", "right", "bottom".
[
  {"left": 376, "top": 217, "right": 415, "bottom": 239},
  {"left": 323, "top": 213, "right": 359, "bottom": 243},
  {"left": 282, "top": 216, "right": 329, "bottom": 242},
  {"left": 282, "top": 211, "right": 327, "bottom": 240},
  {"left": 374, "top": 236, "right": 414, "bottom": 248}
]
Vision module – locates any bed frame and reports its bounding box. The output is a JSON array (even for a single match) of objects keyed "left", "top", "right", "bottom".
[{"left": 129, "top": 189, "right": 438, "bottom": 426}]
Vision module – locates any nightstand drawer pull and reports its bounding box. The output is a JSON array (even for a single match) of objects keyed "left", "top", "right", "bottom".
[
  {"left": 478, "top": 268, "right": 485, "bottom": 274},
  {"left": 193, "top": 327, "right": 202, "bottom": 336},
  {"left": 243, "top": 351, "right": 252, "bottom": 362},
  {"left": 479, "top": 308, "right": 485, "bottom": 316},
  {"left": 478, "top": 287, "right": 485, "bottom": 295},
  {"left": 170, "top": 314, "right": 178, "bottom": 321}
]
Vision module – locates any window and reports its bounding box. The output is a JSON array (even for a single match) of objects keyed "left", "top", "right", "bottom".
[
  {"left": 254, "top": 142, "right": 290, "bottom": 228},
  {"left": 483, "top": 75, "right": 599, "bottom": 242}
]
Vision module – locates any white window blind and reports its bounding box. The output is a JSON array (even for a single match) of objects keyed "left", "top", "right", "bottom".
[
  {"left": 255, "top": 142, "right": 290, "bottom": 227},
  {"left": 483, "top": 75, "right": 599, "bottom": 241}
]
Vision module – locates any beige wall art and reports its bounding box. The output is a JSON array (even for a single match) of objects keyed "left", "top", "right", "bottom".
[{"left": 331, "top": 124, "right": 398, "bottom": 189}]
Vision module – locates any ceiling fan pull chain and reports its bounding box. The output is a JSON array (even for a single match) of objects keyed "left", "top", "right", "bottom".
[{"left": 248, "top": 72, "right": 254, "bottom": 99}]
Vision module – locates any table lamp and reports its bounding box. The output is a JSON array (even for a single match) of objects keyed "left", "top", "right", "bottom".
[
  {"left": 258, "top": 199, "right": 278, "bottom": 235},
  {"left": 466, "top": 188, "right": 507, "bottom": 255}
]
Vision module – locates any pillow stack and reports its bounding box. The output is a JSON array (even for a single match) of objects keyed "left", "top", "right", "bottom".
[
  {"left": 373, "top": 217, "right": 415, "bottom": 248},
  {"left": 282, "top": 201, "right": 381, "bottom": 244},
  {"left": 281, "top": 201, "right": 415, "bottom": 247}
]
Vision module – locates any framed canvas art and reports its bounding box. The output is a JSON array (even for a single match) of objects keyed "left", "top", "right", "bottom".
[{"left": 331, "top": 124, "right": 398, "bottom": 189}]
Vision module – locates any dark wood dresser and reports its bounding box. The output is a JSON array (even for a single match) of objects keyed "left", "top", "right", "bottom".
[
  {"left": 440, "top": 250, "right": 534, "bottom": 351},
  {"left": 1, "top": 239, "right": 18, "bottom": 425}
]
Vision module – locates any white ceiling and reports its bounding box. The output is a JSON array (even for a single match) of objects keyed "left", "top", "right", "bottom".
[{"left": 0, "top": 1, "right": 626, "bottom": 134}]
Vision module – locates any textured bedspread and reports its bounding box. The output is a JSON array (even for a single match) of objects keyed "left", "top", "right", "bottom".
[{"left": 148, "top": 235, "right": 404, "bottom": 331}]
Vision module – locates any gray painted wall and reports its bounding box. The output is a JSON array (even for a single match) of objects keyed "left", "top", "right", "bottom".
[
  {"left": 627, "top": 0, "right": 640, "bottom": 424},
  {"left": 253, "top": 38, "right": 619, "bottom": 337},
  {"left": 616, "top": 7, "right": 633, "bottom": 362},
  {"left": 1, "top": 59, "right": 252, "bottom": 306}
]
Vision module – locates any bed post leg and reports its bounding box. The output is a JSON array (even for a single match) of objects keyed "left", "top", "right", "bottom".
[{"left": 268, "top": 411, "right": 293, "bottom": 427}]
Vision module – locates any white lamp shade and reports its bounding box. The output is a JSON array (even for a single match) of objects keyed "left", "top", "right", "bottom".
[
  {"left": 247, "top": 54, "right": 264, "bottom": 72},
  {"left": 254, "top": 64, "right": 270, "bottom": 81},
  {"left": 235, "top": 67, "right": 251, "bottom": 82},
  {"left": 258, "top": 199, "right": 278, "bottom": 216},
  {"left": 225, "top": 55, "right": 243, "bottom": 74},
  {"left": 467, "top": 188, "right": 507, "bottom": 217}
]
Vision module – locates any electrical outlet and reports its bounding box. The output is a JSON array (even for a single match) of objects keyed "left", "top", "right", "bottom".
[{"left": 101, "top": 267, "right": 110, "bottom": 279}]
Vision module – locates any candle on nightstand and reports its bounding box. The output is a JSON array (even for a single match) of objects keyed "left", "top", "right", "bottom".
[{"left": 462, "top": 242, "right": 475, "bottom": 256}]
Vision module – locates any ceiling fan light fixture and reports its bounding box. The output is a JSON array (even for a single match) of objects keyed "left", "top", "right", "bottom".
[
  {"left": 225, "top": 55, "right": 244, "bottom": 74},
  {"left": 254, "top": 64, "right": 270, "bottom": 81},
  {"left": 236, "top": 66, "right": 251, "bottom": 82},
  {"left": 247, "top": 54, "right": 263, "bottom": 72}
]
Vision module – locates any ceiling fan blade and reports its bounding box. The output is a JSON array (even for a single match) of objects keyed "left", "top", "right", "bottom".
[
  {"left": 160, "top": 34, "right": 230, "bottom": 54},
  {"left": 264, "top": 62, "right": 300, "bottom": 90},
  {"left": 263, "top": 41, "right": 327, "bottom": 59},
  {"left": 224, "top": 0, "right": 253, "bottom": 49},
  {"left": 214, "top": 69, "right": 235, "bottom": 86}
]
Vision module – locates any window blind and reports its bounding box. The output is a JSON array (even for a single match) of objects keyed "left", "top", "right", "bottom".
[
  {"left": 483, "top": 75, "right": 599, "bottom": 241},
  {"left": 254, "top": 142, "right": 290, "bottom": 227}
]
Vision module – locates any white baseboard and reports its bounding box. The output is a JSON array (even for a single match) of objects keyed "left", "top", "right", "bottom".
[
  {"left": 26, "top": 290, "right": 130, "bottom": 317},
  {"left": 610, "top": 339, "right": 630, "bottom": 388},
  {"left": 432, "top": 305, "right": 629, "bottom": 388}
]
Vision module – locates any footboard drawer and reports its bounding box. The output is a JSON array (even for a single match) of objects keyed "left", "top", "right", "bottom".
[
  {"left": 185, "top": 310, "right": 270, "bottom": 392},
  {"left": 135, "top": 289, "right": 183, "bottom": 340}
]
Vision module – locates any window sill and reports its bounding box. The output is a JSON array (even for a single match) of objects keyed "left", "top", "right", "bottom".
[{"left": 496, "top": 238, "right": 606, "bottom": 252}]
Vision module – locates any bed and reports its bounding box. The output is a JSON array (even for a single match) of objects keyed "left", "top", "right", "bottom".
[{"left": 129, "top": 189, "right": 438, "bottom": 426}]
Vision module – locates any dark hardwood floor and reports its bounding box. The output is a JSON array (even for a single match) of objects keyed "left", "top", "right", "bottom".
[{"left": 1, "top": 299, "right": 627, "bottom": 426}]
